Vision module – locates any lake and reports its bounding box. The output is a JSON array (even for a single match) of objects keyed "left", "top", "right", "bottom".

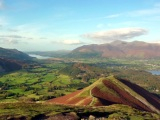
[
  {"left": 29, "top": 54, "right": 52, "bottom": 59},
  {"left": 148, "top": 70, "right": 160, "bottom": 75}
]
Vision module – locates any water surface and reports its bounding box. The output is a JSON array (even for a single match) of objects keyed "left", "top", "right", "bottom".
[
  {"left": 29, "top": 54, "right": 52, "bottom": 59},
  {"left": 148, "top": 70, "right": 160, "bottom": 75}
]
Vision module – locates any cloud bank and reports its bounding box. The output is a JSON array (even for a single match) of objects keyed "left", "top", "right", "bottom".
[
  {"left": 83, "top": 28, "right": 148, "bottom": 42},
  {"left": 0, "top": 34, "right": 34, "bottom": 45},
  {"left": 52, "top": 39, "right": 83, "bottom": 45},
  {"left": 105, "top": 14, "right": 121, "bottom": 18},
  {"left": 62, "top": 39, "right": 82, "bottom": 45}
]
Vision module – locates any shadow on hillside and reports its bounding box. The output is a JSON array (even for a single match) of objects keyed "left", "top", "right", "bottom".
[{"left": 119, "top": 78, "right": 160, "bottom": 110}]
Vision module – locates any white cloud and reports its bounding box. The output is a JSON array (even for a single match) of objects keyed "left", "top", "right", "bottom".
[
  {"left": 52, "top": 39, "right": 83, "bottom": 45},
  {"left": 105, "top": 14, "right": 121, "bottom": 18},
  {"left": 101, "top": 4, "right": 160, "bottom": 21},
  {"left": 15, "top": 24, "right": 44, "bottom": 35},
  {"left": 0, "top": 23, "right": 48, "bottom": 43},
  {"left": 2, "top": 39, "right": 19, "bottom": 44},
  {"left": 83, "top": 28, "right": 148, "bottom": 42},
  {"left": 72, "top": 3, "right": 160, "bottom": 23},
  {"left": 0, "top": 36, "right": 20, "bottom": 44},
  {"left": 127, "top": 3, "right": 160, "bottom": 17},
  {"left": 7, "top": 28, "right": 19, "bottom": 32},
  {"left": 129, "top": 8, "right": 160, "bottom": 17},
  {"left": 0, "top": 35, "right": 34, "bottom": 40},
  {"left": 0, "top": 35, "right": 23, "bottom": 38},
  {"left": 62, "top": 39, "right": 82, "bottom": 45}
]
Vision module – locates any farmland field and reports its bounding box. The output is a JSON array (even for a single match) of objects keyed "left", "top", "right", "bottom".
[{"left": 0, "top": 61, "right": 92, "bottom": 102}]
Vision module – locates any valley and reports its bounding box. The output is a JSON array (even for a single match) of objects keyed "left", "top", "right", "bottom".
[
  {"left": 1, "top": 0, "right": 160, "bottom": 119},
  {"left": 0, "top": 58, "right": 160, "bottom": 119},
  {"left": 0, "top": 46, "right": 160, "bottom": 119},
  {"left": 1, "top": 59, "right": 160, "bottom": 103}
]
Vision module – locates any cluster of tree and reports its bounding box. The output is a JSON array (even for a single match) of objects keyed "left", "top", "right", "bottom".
[
  {"left": 59, "top": 63, "right": 109, "bottom": 82},
  {"left": 59, "top": 63, "right": 160, "bottom": 96},
  {"left": 113, "top": 69, "right": 160, "bottom": 95}
]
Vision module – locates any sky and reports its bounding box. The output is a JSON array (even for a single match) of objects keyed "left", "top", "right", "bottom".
[{"left": 0, "top": 0, "right": 160, "bottom": 51}]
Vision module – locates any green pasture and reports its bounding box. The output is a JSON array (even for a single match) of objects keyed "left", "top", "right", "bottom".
[{"left": 0, "top": 62, "right": 88, "bottom": 101}]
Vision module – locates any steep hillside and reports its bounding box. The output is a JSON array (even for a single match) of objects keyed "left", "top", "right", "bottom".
[
  {"left": 0, "top": 47, "right": 33, "bottom": 72},
  {"left": 0, "top": 58, "right": 22, "bottom": 72},
  {"left": 48, "top": 76, "right": 160, "bottom": 114},
  {"left": 69, "top": 41, "right": 160, "bottom": 58},
  {"left": 0, "top": 47, "right": 32, "bottom": 61}
]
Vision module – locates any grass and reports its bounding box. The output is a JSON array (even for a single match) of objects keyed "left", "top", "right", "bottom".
[
  {"left": 0, "top": 60, "right": 160, "bottom": 118},
  {"left": 130, "top": 116, "right": 145, "bottom": 120},
  {"left": 0, "top": 62, "right": 90, "bottom": 102},
  {"left": 74, "top": 77, "right": 120, "bottom": 100},
  {"left": 53, "top": 74, "right": 71, "bottom": 85},
  {"left": 107, "top": 76, "right": 160, "bottom": 114},
  {"left": 66, "top": 77, "right": 124, "bottom": 105},
  {"left": 97, "top": 80, "right": 120, "bottom": 98},
  {"left": 0, "top": 102, "right": 159, "bottom": 119},
  {"left": 7, "top": 88, "right": 24, "bottom": 94}
]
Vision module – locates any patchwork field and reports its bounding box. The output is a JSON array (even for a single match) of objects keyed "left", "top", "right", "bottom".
[{"left": 0, "top": 62, "right": 91, "bottom": 102}]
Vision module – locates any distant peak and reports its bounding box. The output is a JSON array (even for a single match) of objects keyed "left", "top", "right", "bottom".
[
  {"left": 110, "top": 40, "right": 148, "bottom": 45},
  {"left": 131, "top": 41, "right": 146, "bottom": 44},
  {"left": 110, "top": 40, "right": 127, "bottom": 45}
]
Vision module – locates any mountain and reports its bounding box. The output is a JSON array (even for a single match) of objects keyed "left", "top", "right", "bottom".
[
  {"left": 0, "top": 47, "right": 33, "bottom": 72},
  {"left": 0, "top": 47, "right": 32, "bottom": 61},
  {"left": 68, "top": 41, "right": 160, "bottom": 58},
  {"left": 0, "top": 58, "right": 22, "bottom": 72},
  {"left": 48, "top": 76, "right": 160, "bottom": 114}
]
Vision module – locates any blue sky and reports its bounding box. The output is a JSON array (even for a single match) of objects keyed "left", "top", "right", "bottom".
[{"left": 0, "top": 0, "right": 160, "bottom": 51}]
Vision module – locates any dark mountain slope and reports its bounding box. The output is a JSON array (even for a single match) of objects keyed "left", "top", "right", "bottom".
[
  {"left": 0, "top": 58, "right": 22, "bottom": 72},
  {"left": 0, "top": 47, "right": 33, "bottom": 72},
  {"left": 0, "top": 47, "right": 32, "bottom": 60}
]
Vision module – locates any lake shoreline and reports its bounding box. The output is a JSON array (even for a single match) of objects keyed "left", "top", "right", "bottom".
[
  {"left": 148, "top": 70, "right": 160, "bottom": 75},
  {"left": 28, "top": 54, "right": 52, "bottom": 59}
]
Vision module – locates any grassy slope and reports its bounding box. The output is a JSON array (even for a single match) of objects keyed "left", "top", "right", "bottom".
[
  {"left": 0, "top": 102, "right": 159, "bottom": 120},
  {"left": 50, "top": 76, "right": 160, "bottom": 114},
  {"left": 107, "top": 76, "right": 160, "bottom": 114}
]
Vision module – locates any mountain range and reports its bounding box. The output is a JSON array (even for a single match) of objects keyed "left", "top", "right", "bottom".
[{"left": 68, "top": 41, "right": 160, "bottom": 58}]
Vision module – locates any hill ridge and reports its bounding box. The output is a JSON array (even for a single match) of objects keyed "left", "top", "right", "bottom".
[
  {"left": 0, "top": 47, "right": 32, "bottom": 60},
  {"left": 107, "top": 76, "right": 160, "bottom": 114},
  {"left": 0, "top": 47, "right": 33, "bottom": 72},
  {"left": 48, "top": 76, "right": 160, "bottom": 114}
]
